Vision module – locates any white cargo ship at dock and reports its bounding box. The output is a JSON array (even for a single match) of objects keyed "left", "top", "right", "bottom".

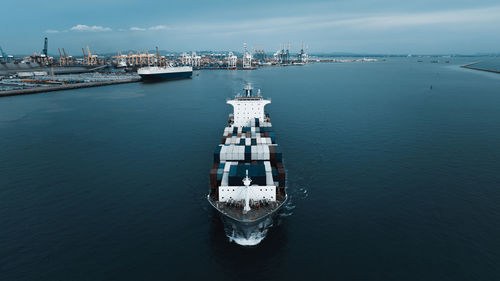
[
  {"left": 208, "top": 84, "right": 287, "bottom": 246},
  {"left": 137, "top": 65, "right": 192, "bottom": 81}
]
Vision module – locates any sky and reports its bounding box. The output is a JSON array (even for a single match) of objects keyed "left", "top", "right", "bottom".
[{"left": 2, "top": 0, "right": 500, "bottom": 56}]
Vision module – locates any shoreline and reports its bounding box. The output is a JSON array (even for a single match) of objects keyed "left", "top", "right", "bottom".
[{"left": 0, "top": 78, "right": 141, "bottom": 98}]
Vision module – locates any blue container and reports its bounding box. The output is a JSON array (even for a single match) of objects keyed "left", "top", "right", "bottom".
[
  {"left": 213, "top": 146, "right": 222, "bottom": 162},
  {"left": 228, "top": 163, "right": 266, "bottom": 185},
  {"left": 274, "top": 146, "right": 282, "bottom": 162},
  {"left": 245, "top": 146, "right": 251, "bottom": 161}
]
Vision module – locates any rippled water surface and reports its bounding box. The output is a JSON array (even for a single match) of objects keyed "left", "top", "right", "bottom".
[{"left": 1, "top": 58, "right": 500, "bottom": 280}]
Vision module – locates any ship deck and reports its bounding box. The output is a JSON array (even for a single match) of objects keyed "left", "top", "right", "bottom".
[{"left": 208, "top": 194, "right": 287, "bottom": 223}]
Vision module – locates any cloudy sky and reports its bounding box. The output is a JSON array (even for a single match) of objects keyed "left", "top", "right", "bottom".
[{"left": 2, "top": 0, "right": 500, "bottom": 55}]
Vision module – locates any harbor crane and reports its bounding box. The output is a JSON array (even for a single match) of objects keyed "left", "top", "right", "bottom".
[
  {"left": 58, "top": 48, "right": 64, "bottom": 66},
  {"left": 42, "top": 37, "right": 48, "bottom": 57},
  {"left": 0, "top": 46, "right": 13, "bottom": 62},
  {"left": 85, "top": 45, "right": 98, "bottom": 65}
]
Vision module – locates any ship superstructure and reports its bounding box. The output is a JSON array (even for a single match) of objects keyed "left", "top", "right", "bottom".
[{"left": 208, "top": 84, "right": 287, "bottom": 245}]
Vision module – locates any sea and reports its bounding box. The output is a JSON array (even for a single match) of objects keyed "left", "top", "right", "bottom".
[{"left": 1, "top": 58, "right": 499, "bottom": 280}]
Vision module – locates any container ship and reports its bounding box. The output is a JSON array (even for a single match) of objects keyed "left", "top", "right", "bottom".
[
  {"left": 208, "top": 84, "right": 287, "bottom": 246},
  {"left": 137, "top": 65, "right": 192, "bottom": 81}
]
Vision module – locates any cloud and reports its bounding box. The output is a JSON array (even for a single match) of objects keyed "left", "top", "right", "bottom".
[
  {"left": 149, "top": 25, "right": 168, "bottom": 30},
  {"left": 160, "top": 5, "right": 500, "bottom": 36},
  {"left": 45, "top": 29, "right": 60, "bottom": 33},
  {"left": 70, "top": 24, "right": 112, "bottom": 32},
  {"left": 129, "top": 25, "right": 168, "bottom": 31},
  {"left": 297, "top": 6, "right": 500, "bottom": 30}
]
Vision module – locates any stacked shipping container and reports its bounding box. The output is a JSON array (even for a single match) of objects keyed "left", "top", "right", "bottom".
[{"left": 210, "top": 117, "right": 286, "bottom": 199}]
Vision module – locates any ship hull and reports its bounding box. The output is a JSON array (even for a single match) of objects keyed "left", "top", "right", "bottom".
[
  {"left": 207, "top": 195, "right": 287, "bottom": 246},
  {"left": 139, "top": 70, "right": 192, "bottom": 81}
]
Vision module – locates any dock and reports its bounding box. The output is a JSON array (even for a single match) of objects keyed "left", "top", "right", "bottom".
[{"left": 0, "top": 77, "right": 141, "bottom": 98}]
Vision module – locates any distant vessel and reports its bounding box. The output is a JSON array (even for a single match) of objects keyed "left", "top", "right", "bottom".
[
  {"left": 208, "top": 84, "right": 287, "bottom": 246},
  {"left": 137, "top": 65, "right": 192, "bottom": 81}
]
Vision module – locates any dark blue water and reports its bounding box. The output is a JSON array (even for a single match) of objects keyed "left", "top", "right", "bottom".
[{"left": 1, "top": 58, "right": 500, "bottom": 281}]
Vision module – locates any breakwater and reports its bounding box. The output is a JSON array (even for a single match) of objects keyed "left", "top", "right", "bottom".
[
  {"left": 0, "top": 77, "right": 141, "bottom": 98},
  {"left": 461, "top": 61, "right": 500, "bottom": 74}
]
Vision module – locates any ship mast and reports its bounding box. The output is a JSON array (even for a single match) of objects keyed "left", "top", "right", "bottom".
[
  {"left": 243, "top": 170, "right": 252, "bottom": 213},
  {"left": 244, "top": 84, "right": 252, "bottom": 97}
]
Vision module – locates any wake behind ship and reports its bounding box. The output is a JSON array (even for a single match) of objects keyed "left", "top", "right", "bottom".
[{"left": 208, "top": 84, "right": 287, "bottom": 246}]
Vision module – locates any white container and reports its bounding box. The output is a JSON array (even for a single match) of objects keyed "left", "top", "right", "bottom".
[
  {"left": 233, "top": 146, "right": 239, "bottom": 160},
  {"left": 220, "top": 146, "right": 227, "bottom": 161},
  {"left": 245, "top": 138, "right": 251, "bottom": 146},
  {"left": 221, "top": 172, "right": 229, "bottom": 186},
  {"left": 224, "top": 162, "right": 232, "bottom": 173},
  {"left": 225, "top": 146, "right": 232, "bottom": 160},
  {"left": 258, "top": 145, "right": 264, "bottom": 160},
  {"left": 263, "top": 146, "right": 270, "bottom": 160},
  {"left": 251, "top": 146, "right": 258, "bottom": 160},
  {"left": 230, "top": 146, "right": 237, "bottom": 160},
  {"left": 266, "top": 170, "right": 274, "bottom": 186},
  {"left": 225, "top": 138, "right": 231, "bottom": 145},
  {"left": 264, "top": 161, "right": 272, "bottom": 172},
  {"left": 239, "top": 146, "right": 245, "bottom": 160}
]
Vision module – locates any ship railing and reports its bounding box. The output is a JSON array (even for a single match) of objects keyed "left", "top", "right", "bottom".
[{"left": 227, "top": 97, "right": 270, "bottom": 101}]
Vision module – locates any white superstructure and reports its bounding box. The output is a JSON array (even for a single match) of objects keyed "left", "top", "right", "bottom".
[{"left": 227, "top": 85, "right": 270, "bottom": 127}]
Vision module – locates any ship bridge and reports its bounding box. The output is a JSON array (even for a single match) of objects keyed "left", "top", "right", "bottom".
[{"left": 227, "top": 85, "right": 270, "bottom": 127}]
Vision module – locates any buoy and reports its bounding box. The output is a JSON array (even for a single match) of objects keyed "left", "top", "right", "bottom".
[{"left": 430, "top": 85, "right": 433, "bottom": 90}]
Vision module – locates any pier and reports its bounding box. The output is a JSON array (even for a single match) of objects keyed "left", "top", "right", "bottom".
[
  {"left": 461, "top": 62, "right": 500, "bottom": 74},
  {"left": 0, "top": 77, "right": 141, "bottom": 98}
]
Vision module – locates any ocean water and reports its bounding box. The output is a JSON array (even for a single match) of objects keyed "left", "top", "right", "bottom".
[{"left": 1, "top": 58, "right": 500, "bottom": 280}]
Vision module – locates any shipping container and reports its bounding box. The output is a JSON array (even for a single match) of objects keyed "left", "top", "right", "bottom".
[
  {"left": 228, "top": 163, "right": 266, "bottom": 186},
  {"left": 214, "top": 146, "right": 222, "bottom": 162},
  {"left": 245, "top": 146, "right": 251, "bottom": 162}
]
